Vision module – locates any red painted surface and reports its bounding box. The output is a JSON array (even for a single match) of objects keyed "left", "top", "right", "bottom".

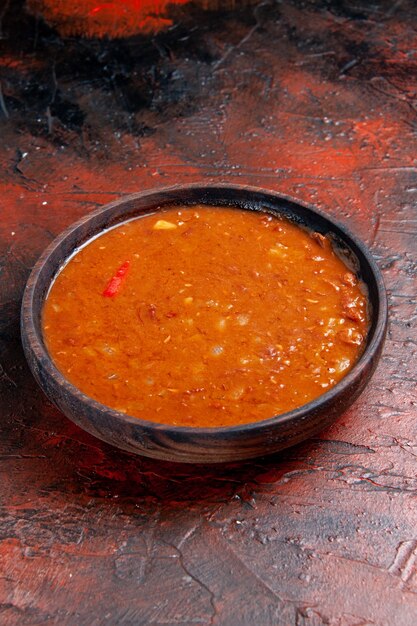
[
  {"left": 28, "top": 0, "right": 190, "bottom": 36},
  {"left": 27, "top": 0, "right": 253, "bottom": 37},
  {"left": 0, "top": 1, "right": 416, "bottom": 624}
]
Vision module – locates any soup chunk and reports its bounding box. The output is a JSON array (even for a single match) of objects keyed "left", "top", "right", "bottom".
[{"left": 43, "top": 206, "right": 368, "bottom": 427}]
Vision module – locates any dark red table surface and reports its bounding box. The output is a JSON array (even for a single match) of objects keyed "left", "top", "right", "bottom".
[{"left": 1, "top": 1, "right": 416, "bottom": 624}]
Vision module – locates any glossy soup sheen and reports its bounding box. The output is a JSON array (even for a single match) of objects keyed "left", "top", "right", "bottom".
[{"left": 43, "top": 206, "right": 369, "bottom": 428}]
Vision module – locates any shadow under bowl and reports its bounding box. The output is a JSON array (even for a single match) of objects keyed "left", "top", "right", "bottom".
[{"left": 21, "top": 184, "right": 388, "bottom": 463}]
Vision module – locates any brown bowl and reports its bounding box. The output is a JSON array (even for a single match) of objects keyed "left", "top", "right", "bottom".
[{"left": 21, "top": 184, "right": 387, "bottom": 463}]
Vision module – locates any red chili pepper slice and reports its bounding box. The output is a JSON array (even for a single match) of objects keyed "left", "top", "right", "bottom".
[{"left": 102, "top": 260, "right": 130, "bottom": 297}]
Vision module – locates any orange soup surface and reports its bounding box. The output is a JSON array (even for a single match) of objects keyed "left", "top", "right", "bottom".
[{"left": 43, "top": 206, "right": 369, "bottom": 427}]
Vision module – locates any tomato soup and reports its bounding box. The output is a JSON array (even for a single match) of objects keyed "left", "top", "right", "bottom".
[{"left": 43, "top": 206, "right": 369, "bottom": 427}]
